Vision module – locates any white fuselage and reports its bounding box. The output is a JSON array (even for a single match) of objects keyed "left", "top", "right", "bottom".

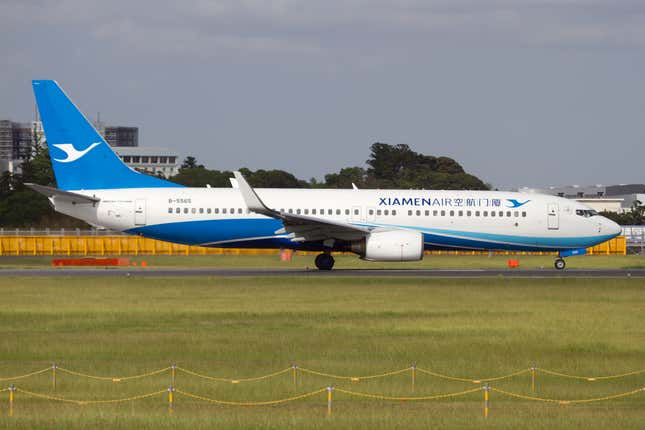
[{"left": 52, "top": 187, "right": 621, "bottom": 252}]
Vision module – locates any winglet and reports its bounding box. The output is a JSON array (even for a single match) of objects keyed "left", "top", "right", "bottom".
[{"left": 233, "top": 171, "right": 275, "bottom": 217}]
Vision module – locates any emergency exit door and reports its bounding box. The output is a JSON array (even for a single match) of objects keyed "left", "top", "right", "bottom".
[
  {"left": 547, "top": 203, "right": 559, "bottom": 230},
  {"left": 134, "top": 199, "right": 147, "bottom": 226}
]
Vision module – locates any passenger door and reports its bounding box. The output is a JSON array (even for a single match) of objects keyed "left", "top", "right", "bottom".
[{"left": 547, "top": 203, "right": 559, "bottom": 230}]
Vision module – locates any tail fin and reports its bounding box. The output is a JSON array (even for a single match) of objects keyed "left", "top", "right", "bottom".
[{"left": 32, "top": 80, "right": 182, "bottom": 190}]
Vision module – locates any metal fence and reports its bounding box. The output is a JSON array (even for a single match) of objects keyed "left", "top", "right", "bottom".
[{"left": 622, "top": 226, "right": 645, "bottom": 255}]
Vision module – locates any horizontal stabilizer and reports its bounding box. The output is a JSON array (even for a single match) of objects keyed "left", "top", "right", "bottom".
[{"left": 25, "top": 183, "right": 100, "bottom": 204}]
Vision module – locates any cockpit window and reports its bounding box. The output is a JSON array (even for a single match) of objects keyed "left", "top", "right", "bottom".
[{"left": 576, "top": 209, "right": 598, "bottom": 218}]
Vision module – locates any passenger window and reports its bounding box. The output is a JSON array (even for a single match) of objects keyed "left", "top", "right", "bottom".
[
  {"left": 304, "top": 209, "right": 309, "bottom": 215},
  {"left": 191, "top": 208, "right": 196, "bottom": 214},
  {"left": 230, "top": 208, "right": 234, "bottom": 214},
  {"left": 336, "top": 209, "right": 341, "bottom": 215},
  {"left": 416, "top": 210, "right": 421, "bottom": 216},
  {"left": 425, "top": 210, "right": 429, "bottom": 216},
  {"left": 458, "top": 210, "right": 463, "bottom": 216},
  {"left": 312, "top": 209, "right": 316, "bottom": 215},
  {"left": 467, "top": 211, "right": 471, "bottom": 216},
  {"left": 168, "top": 208, "right": 173, "bottom": 213},
  {"left": 506, "top": 211, "right": 511, "bottom": 217},
  {"left": 223, "top": 208, "right": 227, "bottom": 214},
  {"left": 475, "top": 211, "right": 480, "bottom": 217},
  {"left": 369, "top": 209, "right": 374, "bottom": 215},
  {"left": 499, "top": 211, "right": 503, "bottom": 217},
  {"left": 328, "top": 209, "right": 332, "bottom": 215},
  {"left": 408, "top": 210, "right": 413, "bottom": 216},
  {"left": 441, "top": 210, "right": 446, "bottom": 216},
  {"left": 345, "top": 209, "right": 350, "bottom": 215},
  {"left": 297, "top": 209, "right": 301, "bottom": 214},
  {"left": 176, "top": 208, "right": 181, "bottom": 214},
  {"left": 199, "top": 208, "right": 204, "bottom": 214},
  {"left": 392, "top": 210, "right": 396, "bottom": 216},
  {"left": 514, "top": 211, "right": 519, "bottom": 217},
  {"left": 207, "top": 208, "right": 211, "bottom": 214},
  {"left": 433, "top": 210, "right": 438, "bottom": 216},
  {"left": 449, "top": 210, "right": 454, "bottom": 216},
  {"left": 377, "top": 209, "right": 382, "bottom": 216},
  {"left": 289, "top": 209, "right": 293, "bottom": 214},
  {"left": 522, "top": 211, "right": 527, "bottom": 217},
  {"left": 483, "top": 211, "right": 488, "bottom": 217},
  {"left": 354, "top": 209, "right": 359, "bottom": 215},
  {"left": 491, "top": 211, "right": 495, "bottom": 217},
  {"left": 384, "top": 209, "right": 389, "bottom": 215},
  {"left": 184, "top": 208, "right": 189, "bottom": 214}
]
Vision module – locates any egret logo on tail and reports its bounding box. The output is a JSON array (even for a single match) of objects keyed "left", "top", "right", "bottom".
[
  {"left": 506, "top": 199, "right": 530, "bottom": 208},
  {"left": 52, "top": 142, "right": 101, "bottom": 163}
]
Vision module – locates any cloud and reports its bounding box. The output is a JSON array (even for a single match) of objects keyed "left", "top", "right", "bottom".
[{"left": 3, "top": 0, "right": 644, "bottom": 66}]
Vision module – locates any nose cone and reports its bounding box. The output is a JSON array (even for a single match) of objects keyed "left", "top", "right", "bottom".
[{"left": 604, "top": 218, "right": 622, "bottom": 238}]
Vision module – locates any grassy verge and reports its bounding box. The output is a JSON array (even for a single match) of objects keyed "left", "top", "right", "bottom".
[
  {"left": 0, "top": 276, "right": 644, "bottom": 429},
  {"left": 0, "top": 254, "right": 644, "bottom": 270}
]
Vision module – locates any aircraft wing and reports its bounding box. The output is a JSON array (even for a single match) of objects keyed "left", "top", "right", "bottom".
[{"left": 233, "top": 171, "right": 370, "bottom": 242}]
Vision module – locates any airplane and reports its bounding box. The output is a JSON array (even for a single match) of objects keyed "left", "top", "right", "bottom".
[{"left": 27, "top": 80, "right": 622, "bottom": 271}]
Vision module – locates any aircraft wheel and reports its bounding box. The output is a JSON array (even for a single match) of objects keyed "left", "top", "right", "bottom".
[
  {"left": 554, "top": 258, "right": 566, "bottom": 270},
  {"left": 315, "top": 253, "right": 335, "bottom": 270}
]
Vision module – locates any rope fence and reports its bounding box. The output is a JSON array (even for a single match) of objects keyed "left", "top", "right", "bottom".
[
  {"left": 2, "top": 364, "right": 645, "bottom": 387},
  {"left": 3, "top": 383, "right": 644, "bottom": 417}
]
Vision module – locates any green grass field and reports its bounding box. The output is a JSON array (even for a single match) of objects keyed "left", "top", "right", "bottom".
[
  {"left": 1, "top": 274, "right": 644, "bottom": 429},
  {"left": 1, "top": 253, "right": 644, "bottom": 270}
]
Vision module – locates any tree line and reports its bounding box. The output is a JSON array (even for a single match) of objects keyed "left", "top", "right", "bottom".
[{"left": 7, "top": 141, "right": 589, "bottom": 228}]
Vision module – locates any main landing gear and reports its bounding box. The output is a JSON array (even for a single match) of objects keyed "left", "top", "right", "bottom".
[
  {"left": 314, "top": 253, "right": 335, "bottom": 270},
  {"left": 554, "top": 258, "right": 566, "bottom": 270}
]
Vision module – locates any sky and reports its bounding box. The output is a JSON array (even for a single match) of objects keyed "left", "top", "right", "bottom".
[{"left": 1, "top": 0, "right": 644, "bottom": 188}]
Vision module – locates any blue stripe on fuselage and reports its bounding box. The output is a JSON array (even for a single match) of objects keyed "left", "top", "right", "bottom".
[{"left": 127, "top": 218, "right": 614, "bottom": 252}]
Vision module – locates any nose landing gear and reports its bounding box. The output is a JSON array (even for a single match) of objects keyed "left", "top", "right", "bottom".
[{"left": 554, "top": 258, "right": 566, "bottom": 270}]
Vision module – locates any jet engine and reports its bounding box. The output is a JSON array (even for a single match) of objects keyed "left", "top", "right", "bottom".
[{"left": 350, "top": 229, "right": 424, "bottom": 261}]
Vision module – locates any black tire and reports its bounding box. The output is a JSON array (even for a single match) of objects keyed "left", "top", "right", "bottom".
[
  {"left": 554, "top": 258, "right": 566, "bottom": 270},
  {"left": 314, "top": 253, "right": 335, "bottom": 270}
]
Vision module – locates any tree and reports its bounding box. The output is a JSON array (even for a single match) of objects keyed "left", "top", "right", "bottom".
[
  {"left": 324, "top": 167, "right": 367, "bottom": 189},
  {"left": 363, "top": 142, "right": 488, "bottom": 190},
  {"left": 181, "top": 156, "right": 203, "bottom": 169}
]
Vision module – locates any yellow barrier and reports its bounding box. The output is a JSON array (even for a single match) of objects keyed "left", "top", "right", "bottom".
[{"left": 0, "top": 235, "right": 627, "bottom": 256}]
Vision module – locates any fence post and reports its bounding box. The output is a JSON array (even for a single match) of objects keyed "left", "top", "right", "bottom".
[
  {"left": 9, "top": 384, "right": 15, "bottom": 416},
  {"left": 483, "top": 383, "right": 490, "bottom": 418},
  {"left": 168, "top": 385, "right": 174, "bottom": 413},
  {"left": 327, "top": 385, "right": 334, "bottom": 417},
  {"left": 411, "top": 363, "right": 416, "bottom": 391},
  {"left": 292, "top": 364, "right": 298, "bottom": 387},
  {"left": 530, "top": 366, "right": 536, "bottom": 393},
  {"left": 52, "top": 363, "right": 57, "bottom": 391}
]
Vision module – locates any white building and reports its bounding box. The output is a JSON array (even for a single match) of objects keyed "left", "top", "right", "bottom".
[{"left": 113, "top": 147, "right": 180, "bottom": 178}]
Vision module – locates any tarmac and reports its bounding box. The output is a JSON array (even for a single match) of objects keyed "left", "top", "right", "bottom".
[{"left": 2, "top": 268, "right": 645, "bottom": 278}]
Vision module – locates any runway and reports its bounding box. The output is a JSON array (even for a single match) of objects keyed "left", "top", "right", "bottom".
[{"left": 1, "top": 268, "right": 644, "bottom": 278}]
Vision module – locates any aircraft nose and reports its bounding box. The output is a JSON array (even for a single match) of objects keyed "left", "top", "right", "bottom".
[{"left": 605, "top": 218, "right": 622, "bottom": 238}]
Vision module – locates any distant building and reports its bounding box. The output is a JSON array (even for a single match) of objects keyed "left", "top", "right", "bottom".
[
  {"left": 0, "top": 120, "right": 44, "bottom": 174},
  {"left": 516, "top": 183, "right": 645, "bottom": 213},
  {"left": 103, "top": 126, "right": 139, "bottom": 147},
  {"left": 113, "top": 147, "right": 179, "bottom": 178}
]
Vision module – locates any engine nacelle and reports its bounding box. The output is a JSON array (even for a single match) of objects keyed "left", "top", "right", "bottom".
[{"left": 351, "top": 229, "right": 424, "bottom": 262}]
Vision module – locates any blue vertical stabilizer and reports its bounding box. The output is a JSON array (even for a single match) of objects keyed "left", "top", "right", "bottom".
[{"left": 32, "top": 80, "right": 182, "bottom": 190}]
